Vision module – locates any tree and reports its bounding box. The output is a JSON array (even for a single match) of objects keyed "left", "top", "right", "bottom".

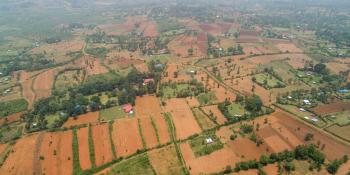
[
  {"left": 314, "top": 63, "right": 328, "bottom": 75},
  {"left": 245, "top": 95, "right": 263, "bottom": 112},
  {"left": 304, "top": 133, "right": 314, "bottom": 141}
]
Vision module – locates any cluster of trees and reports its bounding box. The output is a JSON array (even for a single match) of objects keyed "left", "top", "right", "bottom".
[
  {"left": 159, "top": 79, "right": 205, "bottom": 98},
  {"left": 0, "top": 99, "right": 28, "bottom": 117},
  {"left": 207, "top": 34, "right": 244, "bottom": 58},
  {"left": 218, "top": 95, "right": 273, "bottom": 122},
  {"left": 252, "top": 68, "right": 286, "bottom": 89},
  {"left": 24, "top": 67, "right": 161, "bottom": 131},
  {"left": 223, "top": 144, "right": 333, "bottom": 174}
]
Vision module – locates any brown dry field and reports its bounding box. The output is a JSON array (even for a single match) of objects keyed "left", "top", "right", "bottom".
[
  {"left": 335, "top": 57, "right": 350, "bottom": 64},
  {"left": 164, "top": 98, "right": 201, "bottom": 140},
  {"left": 227, "top": 137, "right": 268, "bottom": 160},
  {"left": 0, "top": 112, "right": 23, "bottom": 126},
  {"left": 142, "top": 20, "right": 159, "bottom": 37},
  {"left": 311, "top": 101, "right": 350, "bottom": 116},
  {"left": 30, "top": 39, "right": 85, "bottom": 63},
  {"left": 105, "top": 50, "right": 146, "bottom": 70},
  {"left": 152, "top": 115, "right": 171, "bottom": 144},
  {"left": 0, "top": 143, "right": 8, "bottom": 155},
  {"left": 201, "top": 105, "right": 227, "bottom": 125},
  {"left": 33, "top": 68, "right": 60, "bottom": 100},
  {"left": 249, "top": 53, "right": 312, "bottom": 69},
  {"left": 77, "top": 127, "right": 92, "bottom": 170},
  {"left": 99, "top": 16, "right": 147, "bottom": 35},
  {"left": 275, "top": 43, "right": 303, "bottom": 53},
  {"left": 139, "top": 117, "right": 158, "bottom": 148},
  {"left": 168, "top": 34, "right": 206, "bottom": 58},
  {"left": 186, "top": 97, "right": 200, "bottom": 107},
  {"left": 0, "top": 134, "right": 39, "bottom": 174},
  {"left": 112, "top": 118, "right": 143, "bottom": 157},
  {"left": 326, "top": 125, "right": 350, "bottom": 141},
  {"left": 180, "top": 142, "right": 239, "bottom": 175},
  {"left": 148, "top": 144, "right": 184, "bottom": 175},
  {"left": 325, "top": 62, "right": 350, "bottom": 74},
  {"left": 91, "top": 124, "right": 114, "bottom": 166},
  {"left": 18, "top": 71, "right": 37, "bottom": 108},
  {"left": 219, "top": 38, "right": 236, "bottom": 50},
  {"left": 162, "top": 63, "right": 192, "bottom": 82},
  {"left": 63, "top": 112, "right": 99, "bottom": 127},
  {"left": 134, "top": 95, "right": 162, "bottom": 117},
  {"left": 39, "top": 131, "right": 73, "bottom": 175}
]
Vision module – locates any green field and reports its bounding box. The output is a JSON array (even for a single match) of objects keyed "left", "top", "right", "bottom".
[
  {"left": 254, "top": 73, "right": 285, "bottom": 89},
  {"left": 325, "top": 110, "right": 350, "bottom": 126},
  {"left": 107, "top": 154, "right": 156, "bottom": 175},
  {"left": 196, "top": 92, "right": 217, "bottom": 105},
  {"left": 162, "top": 84, "right": 191, "bottom": 98},
  {"left": 277, "top": 104, "right": 327, "bottom": 128},
  {"left": 0, "top": 99, "right": 28, "bottom": 117},
  {"left": 0, "top": 124, "right": 22, "bottom": 143},
  {"left": 99, "top": 106, "right": 126, "bottom": 121},
  {"left": 227, "top": 103, "right": 246, "bottom": 116},
  {"left": 192, "top": 108, "right": 216, "bottom": 130},
  {"left": 189, "top": 130, "right": 223, "bottom": 157},
  {"left": 45, "top": 114, "right": 61, "bottom": 128},
  {"left": 326, "top": 124, "right": 350, "bottom": 141}
]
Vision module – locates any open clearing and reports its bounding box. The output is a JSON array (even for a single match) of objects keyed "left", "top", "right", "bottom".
[
  {"left": 39, "top": 131, "right": 73, "bottom": 175},
  {"left": 326, "top": 125, "right": 350, "bottom": 141},
  {"left": 91, "top": 124, "right": 114, "bottom": 166},
  {"left": 112, "top": 118, "right": 143, "bottom": 157},
  {"left": 164, "top": 98, "right": 201, "bottom": 139},
  {"left": 311, "top": 101, "right": 350, "bottom": 116},
  {"left": 63, "top": 112, "right": 99, "bottom": 127},
  {"left": 77, "top": 127, "right": 92, "bottom": 170},
  {"left": 148, "top": 144, "right": 184, "bottom": 175}
]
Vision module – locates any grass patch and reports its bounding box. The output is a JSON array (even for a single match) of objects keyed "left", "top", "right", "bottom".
[
  {"left": 108, "top": 122, "right": 117, "bottom": 159},
  {"left": 0, "top": 99, "right": 28, "bottom": 117},
  {"left": 0, "top": 124, "right": 22, "bottom": 143},
  {"left": 137, "top": 118, "right": 147, "bottom": 149},
  {"left": 254, "top": 73, "right": 285, "bottom": 89},
  {"left": 325, "top": 110, "right": 350, "bottom": 126},
  {"left": 99, "top": 106, "right": 125, "bottom": 122},
  {"left": 106, "top": 153, "right": 156, "bottom": 175},
  {"left": 0, "top": 145, "right": 11, "bottom": 166},
  {"left": 45, "top": 114, "right": 60, "bottom": 128},
  {"left": 192, "top": 108, "right": 216, "bottom": 130},
  {"left": 72, "top": 129, "right": 82, "bottom": 174},
  {"left": 227, "top": 103, "right": 246, "bottom": 116},
  {"left": 150, "top": 117, "right": 160, "bottom": 145},
  {"left": 88, "top": 125, "right": 96, "bottom": 168},
  {"left": 189, "top": 130, "right": 223, "bottom": 157},
  {"left": 196, "top": 92, "right": 217, "bottom": 105}
]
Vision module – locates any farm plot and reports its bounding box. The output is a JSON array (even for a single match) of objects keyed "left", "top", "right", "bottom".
[
  {"left": 164, "top": 98, "right": 201, "bottom": 140},
  {"left": 326, "top": 125, "right": 350, "bottom": 141},
  {"left": 104, "top": 50, "right": 146, "bottom": 70},
  {"left": 76, "top": 127, "right": 92, "bottom": 170},
  {"left": 104, "top": 153, "right": 155, "bottom": 175},
  {"left": 134, "top": 95, "right": 162, "bottom": 118},
  {"left": 54, "top": 69, "right": 84, "bottom": 90},
  {"left": 139, "top": 117, "right": 158, "bottom": 148},
  {"left": 73, "top": 55, "right": 108, "bottom": 76},
  {"left": 0, "top": 134, "right": 39, "bottom": 174},
  {"left": 180, "top": 142, "right": 239, "bottom": 175},
  {"left": 63, "top": 112, "right": 99, "bottom": 128},
  {"left": 201, "top": 105, "right": 227, "bottom": 125},
  {"left": 249, "top": 53, "right": 312, "bottom": 69},
  {"left": 192, "top": 108, "right": 216, "bottom": 130},
  {"left": 91, "top": 124, "right": 114, "bottom": 166},
  {"left": 227, "top": 137, "right": 268, "bottom": 160},
  {"left": 112, "top": 118, "right": 143, "bottom": 157},
  {"left": 39, "top": 131, "right": 73, "bottom": 175},
  {"left": 33, "top": 68, "right": 60, "bottom": 100},
  {"left": 99, "top": 106, "right": 126, "bottom": 122},
  {"left": 326, "top": 62, "right": 350, "bottom": 74},
  {"left": 151, "top": 115, "right": 171, "bottom": 145},
  {"left": 311, "top": 101, "right": 350, "bottom": 116},
  {"left": 148, "top": 144, "right": 184, "bottom": 175},
  {"left": 162, "top": 63, "right": 192, "bottom": 83},
  {"left": 275, "top": 43, "right": 303, "bottom": 53},
  {"left": 18, "top": 71, "right": 37, "bottom": 108},
  {"left": 168, "top": 33, "right": 207, "bottom": 58}
]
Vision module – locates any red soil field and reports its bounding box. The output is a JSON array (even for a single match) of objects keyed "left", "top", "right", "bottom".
[
  {"left": 326, "top": 62, "right": 350, "bottom": 74},
  {"left": 0, "top": 112, "right": 23, "bottom": 126},
  {"left": 275, "top": 43, "right": 303, "bottom": 53},
  {"left": 105, "top": 50, "right": 146, "bottom": 70},
  {"left": 77, "top": 127, "right": 92, "bottom": 170},
  {"left": 272, "top": 110, "right": 350, "bottom": 160},
  {"left": 311, "top": 101, "right": 350, "bottom": 116},
  {"left": 0, "top": 144, "right": 8, "bottom": 155},
  {"left": 249, "top": 53, "right": 312, "bottom": 69},
  {"left": 39, "top": 131, "right": 73, "bottom": 175},
  {"left": 162, "top": 63, "right": 192, "bottom": 83},
  {"left": 33, "top": 68, "right": 58, "bottom": 100},
  {"left": 18, "top": 71, "right": 36, "bottom": 108},
  {"left": 0, "top": 134, "right": 40, "bottom": 174},
  {"left": 152, "top": 114, "right": 171, "bottom": 144},
  {"left": 227, "top": 137, "right": 268, "bottom": 160},
  {"left": 186, "top": 97, "right": 200, "bottom": 107},
  {"left": 164, "top": 98, "right": 201, "bottom": 139},
  {"left": 134, "top": 95, "right": 163, "bottom": 118},
  {"left": 142, "top": 21, "right": 159, "bottom": 37},
  {"left": 180, "top": 142, "right": 239, "bottom": 174},
  {"left": 139, "top": 117, "right": 158, "bottom": 148},
  {"left": 112, "top": 118, "right": 143, "bottom": 157},
  {"left": 168, "top": 34, "right": 206, "bottom": 58},
  {"left": 63, "top": 112, "right": 99, "bottom": 128},
  {"left": 263, "top": 135, "right": 292, "bottom": 153},
  {"left": 91, "top": 124, "right": 114, "bottom": 166},
  {"left": 201, "top": 105, "right": 227, "bottom": 125}
]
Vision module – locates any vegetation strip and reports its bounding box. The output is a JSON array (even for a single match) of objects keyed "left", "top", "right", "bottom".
[
  {"left": 72, "top": 128, "right": 83, "bottom": 175},
  {"left": 137, "top": 118, "right": 147, "bottom": 149},
  {"left": 108, "top": 121, "right": 117, "bottom": 159},
  {"left": 88, "top": 125, "right": 96, "bottom": 168},
  {"left": 150, "top": 117, "right": 161, "bottom": 145}
]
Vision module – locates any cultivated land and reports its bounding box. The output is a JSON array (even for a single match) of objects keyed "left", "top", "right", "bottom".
[{"left": 1, "top": 1, "right": 350, "bottom": 174}]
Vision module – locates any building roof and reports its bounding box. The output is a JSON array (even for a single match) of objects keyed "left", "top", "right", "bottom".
[{"left": 123, "top": 104, "right": 133, "bottom": 113}]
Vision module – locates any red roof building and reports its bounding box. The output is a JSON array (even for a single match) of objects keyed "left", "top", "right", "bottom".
[{"left": 122, "top": 104, "right": 133, "bottom": 113}]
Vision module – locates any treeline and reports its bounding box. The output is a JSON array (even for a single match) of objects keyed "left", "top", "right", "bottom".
[
  {"left": 24, "top": 63, "right": 164, "bottom": 131},
  {"left": 219, "top": 144, "right": 347, "bottom": 175}
]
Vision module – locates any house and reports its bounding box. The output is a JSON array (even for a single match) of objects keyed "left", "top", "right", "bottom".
[
  {"left": 303, "top": 99, "right": 311, "bottom": 105},
  {"left": 339, "top": 89, "right": 349, "bottom": 94},
  {"left": 143, "top": 78, "right": 154, "bottom": 85},
  {"left": 123, "top": 104, "right": 133, "bottom": 114},
  {"left": 206, "top": 138, "right": 213, "bottom": 144},
  {"left": 304, "top": 116, "right": 309, "bottom": 120},
  {"left": 311, "top": 118, "right": 319, "bottom": 122},
  {"left": 287, "top": 96, "right": 293, "bottom": 99},
  {"left": 299, "top": 108, "right": 306, "bottom": 112}
]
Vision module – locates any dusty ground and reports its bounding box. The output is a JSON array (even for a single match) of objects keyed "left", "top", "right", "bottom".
[
  {"left": 91, "top": 124, "right": 114, "bottom": 166},
  {"left": 148, "top": 144, "right": 184, "bottom": 175},
  {"left": 201, "top": 105, "right": 227, "bottom": 125},
  {"left": 77, "top": 127, "right": 92, "bottom": 170},
  {"left": 63, "top": 112, "right": 99, "bottom": 128},
  {"left": 311, "top": 101, "right": 350, "bottom": 116}
]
